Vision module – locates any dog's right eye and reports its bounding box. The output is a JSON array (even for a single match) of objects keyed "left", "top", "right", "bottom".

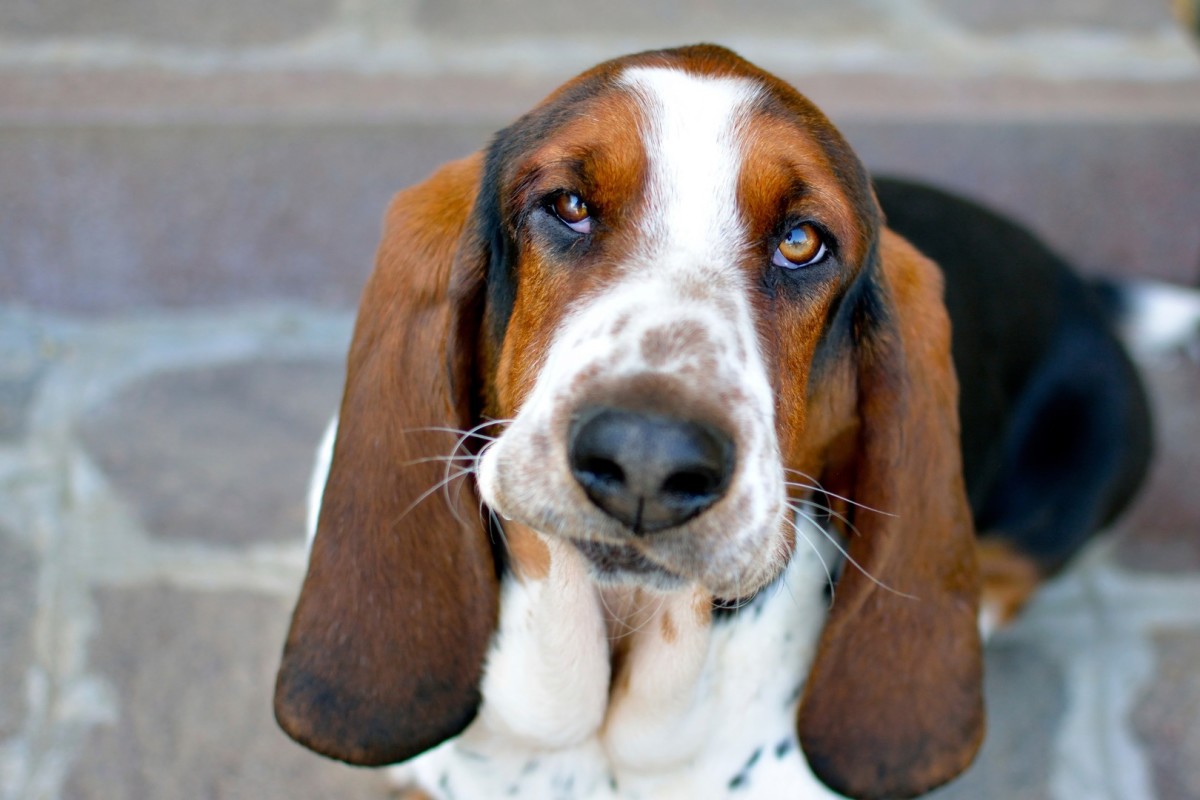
[
  {"left": 551, "top": 192, "right": 592, "bottom": 234},
  {"left": 773, "top": 223, "right": 827, "bottom": 269}
]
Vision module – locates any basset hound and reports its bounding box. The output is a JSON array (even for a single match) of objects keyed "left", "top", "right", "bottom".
[{"left": 274, "top": 45, "right": 1153, "bottom": 800}]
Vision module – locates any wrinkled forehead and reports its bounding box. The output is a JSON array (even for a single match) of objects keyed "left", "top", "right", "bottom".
[
  {"left": 492, "top": 58, "right": 877, "bottom": 255},
  {"left": 616, "top": 66, "right": 763, "bottom": 262}
]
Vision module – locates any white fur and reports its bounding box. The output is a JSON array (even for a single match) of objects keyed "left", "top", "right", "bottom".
[
  {"left": 1116, "top": 279, "right": 1200, "bottom": 356},
  {"left": 305, "top": 415, "right": 338, "bottom": 547},
  {"left": 475, "top": 530, "right": 611, "bottom": 748},
  {"left": 397, "top": 518, "right": 843, "bottom": 800}
]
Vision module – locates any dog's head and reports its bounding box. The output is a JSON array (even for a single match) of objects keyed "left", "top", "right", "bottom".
[{"left": 275, "top": 45, "right": 983, "bottom": 800}]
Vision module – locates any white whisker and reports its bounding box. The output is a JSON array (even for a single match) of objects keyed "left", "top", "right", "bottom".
[
  {"left": 785, "top": 507, "right": 836, "bottom": 606},
  {"left": 392, "top": 465, "right": 478, "bottom": 528},
  {"left": 782, "top": 468, "right": 898, "bottom": 518},
  {"left": 785, "top": 501, "right": 915, "bottom": 601}
]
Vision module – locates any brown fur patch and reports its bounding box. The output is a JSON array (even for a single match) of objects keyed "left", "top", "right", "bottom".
[
  {"left": 659, "top": 611, "right": 678, "bottom": 644},
  {"left": 274, "top": 154, "right": 500, "bottom": 767},
  {"left": 977, "top": 537, "right": 1043, "bottom": 628},
  {"left": 398, "top": 790, "right": 435, "bottom": 800},
  {"left": 640, "top": 320, "right": 711, "bottom": 368},
  {"left": 506, "top": 522, "right": 552, "bottom": 582}
]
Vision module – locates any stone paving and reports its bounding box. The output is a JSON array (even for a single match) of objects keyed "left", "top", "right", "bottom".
[{"left": 0, "top": 302, "right": 1197, "bottom": 800}]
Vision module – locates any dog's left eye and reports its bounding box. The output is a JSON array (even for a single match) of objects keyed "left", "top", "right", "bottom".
[
  {"left": 773, "top": 223, "right": 827, "bottom": 269},
  {"left": 551, "top": 192, "right": 592, "bottom": 234}
]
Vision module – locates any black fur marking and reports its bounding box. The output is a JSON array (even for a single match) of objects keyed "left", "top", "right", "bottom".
[
  {"left": 875, "top": 177, "right": 1153, "bottom": 573},
  {"left": 775, "top": 738, "right": 795, "bottom": 759},
  {"left": 806, "top": 236, "right": 885, "bottom": 389},
  {"left": 712, "top": 571, "right": 778, "bottom": 620},
  {"left": 727, "top": 746, "right": 765, "bottom": 791},
  {"left": 455, "top": 746, "right": 489, "bottom": 762}
]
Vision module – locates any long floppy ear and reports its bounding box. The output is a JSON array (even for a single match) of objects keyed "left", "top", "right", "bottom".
[
  {"left": 797, "top": 229, "right": 985, "bottom": 799},
  {"left": 274, "top": 154, "right": 500, "bottom": 766}
]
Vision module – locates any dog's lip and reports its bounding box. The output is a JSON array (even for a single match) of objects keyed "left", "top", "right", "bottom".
[{"left": 568, "top": 538, "right": 681, "bottom": 580}]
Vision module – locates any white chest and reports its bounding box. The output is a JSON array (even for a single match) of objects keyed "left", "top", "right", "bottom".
[{"left": 393, "top": 528, "right": 845, "bottom": 800}]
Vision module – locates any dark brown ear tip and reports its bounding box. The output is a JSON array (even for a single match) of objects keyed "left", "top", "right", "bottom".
[
  {"left": 803, "top": 751, "right": 978, "bottom": 800},
  {"left": 274, "top": 658, "right": 482, "bottom": 767},
  {"left": 800, "top": 703, "right": 985, "bottom": 800}
]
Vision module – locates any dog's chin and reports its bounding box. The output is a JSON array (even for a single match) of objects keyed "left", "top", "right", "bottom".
[
  {"left": 569, "top": 539, "right": 688, "bottom": 590},
  {"left": 565, "top": 537, "right": 785, "bottom": 604}
]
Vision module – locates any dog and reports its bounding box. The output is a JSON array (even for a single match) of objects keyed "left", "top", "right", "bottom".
[{"left": 274, "top": 45, "right": 1157, "bottom": 799}]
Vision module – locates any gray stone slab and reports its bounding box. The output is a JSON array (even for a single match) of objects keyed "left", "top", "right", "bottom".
[
  {"left": 0, "top": 370, "right": 39, "bottom": 443},
  {"left": 0, "top": 121, "right": 492, "bottom": 312},
  {"left": 0, "top": 307, "right": 54, "bottom": 443},
  {"left": 0, "top": 0, "right": 337, "bottom": 47},
  {"left": 63, "top": 584, "right": 394, "bottom": 800},
  {"left": 930, "top": 0, "right": 1180, "bottom": 34},
  {"left": 412, "top": 0, "right": 890, "bottom": 40},
  {"left": 0, "top": 70, "right": 551, "bottom": 126},
  {"left": 79, "top": 359, "right": 343, "bottom": 546},
  {"left": 0, "top": 524, "right": 37, "bottom": 741},
  {"left": 844, "top": 120, "right": 1200, "bottom": 285},
  {"left": 3, "top": 115, "right": 1197, "bottom": 314},
  {"left": 929, "top": 638, "right": 1064, "bottom": 800},
  {"left": 1132, "top": 630, "right": 1200, "bottom": 800},
  {"left": 6, "top": 69, "right": 1200, "bottom": 127},
  {"left": 1115, "top": 354, "right": 1200, "bottom": 573}
]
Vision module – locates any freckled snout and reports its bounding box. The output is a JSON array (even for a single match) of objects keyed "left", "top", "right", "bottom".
[{"left": 568, "top": 407, "right": 735, "bottom": 535}]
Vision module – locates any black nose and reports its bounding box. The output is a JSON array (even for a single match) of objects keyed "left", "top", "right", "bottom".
[{"left": 568, "top": 408, "right": 735, "bottom": 534}]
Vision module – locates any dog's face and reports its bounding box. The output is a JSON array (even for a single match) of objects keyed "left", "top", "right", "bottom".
[{"left": 475, "top": 55, "right": 880, "bottom": 600}]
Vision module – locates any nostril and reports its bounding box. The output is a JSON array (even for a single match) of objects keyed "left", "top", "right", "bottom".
[
  {"left": 661, "top": 467, "right": 721, "bottom": 500},
  {"left": 577, "top": 456, "right": 626, "bottom": 488}
]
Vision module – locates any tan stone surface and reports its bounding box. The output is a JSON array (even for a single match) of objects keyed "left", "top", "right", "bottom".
[
  {"left": 930, "top": 640, "right": 1064, "bottom": 800},
  {"left": 1133, "top": 631, "right": 1200, "bottom": 800},
  {"left": 1115, "top": 355, "right": 1200, "bottom": 572},
  {"left": 0, "top": 122, "right": 491, "bottom": 312},
  {"left": 80, "top": 360, "right": 343, "bottom": 545},
  {"left": 63, "top": 584, "right": 394, "bottom": 800},
  {"left": 0, "top": 525, "right": 37, "bottom": 741}
]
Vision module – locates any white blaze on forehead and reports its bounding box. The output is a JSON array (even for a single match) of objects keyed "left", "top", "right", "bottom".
[{"left": 619, "top": 66, "right": 762, "bottom": 269}]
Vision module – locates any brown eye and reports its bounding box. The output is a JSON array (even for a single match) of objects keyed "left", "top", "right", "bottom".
[
  {"left": 552, "top": 192, "right": 592, "bottom": 233},
  {"left": 773, "top": 223, "right": 826, "bottom": 269}
]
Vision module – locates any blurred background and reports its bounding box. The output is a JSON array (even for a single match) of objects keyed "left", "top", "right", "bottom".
[{"left": 1, "top": 2, "right": 1199, "bottom": 799}]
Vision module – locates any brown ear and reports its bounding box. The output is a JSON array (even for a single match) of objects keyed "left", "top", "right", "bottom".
[
  {"left": 797, "top": 229, "right": 984, "bottom": 799},
  {"left": 274, "top": 154, "right": 500, "bottom": 766}
]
